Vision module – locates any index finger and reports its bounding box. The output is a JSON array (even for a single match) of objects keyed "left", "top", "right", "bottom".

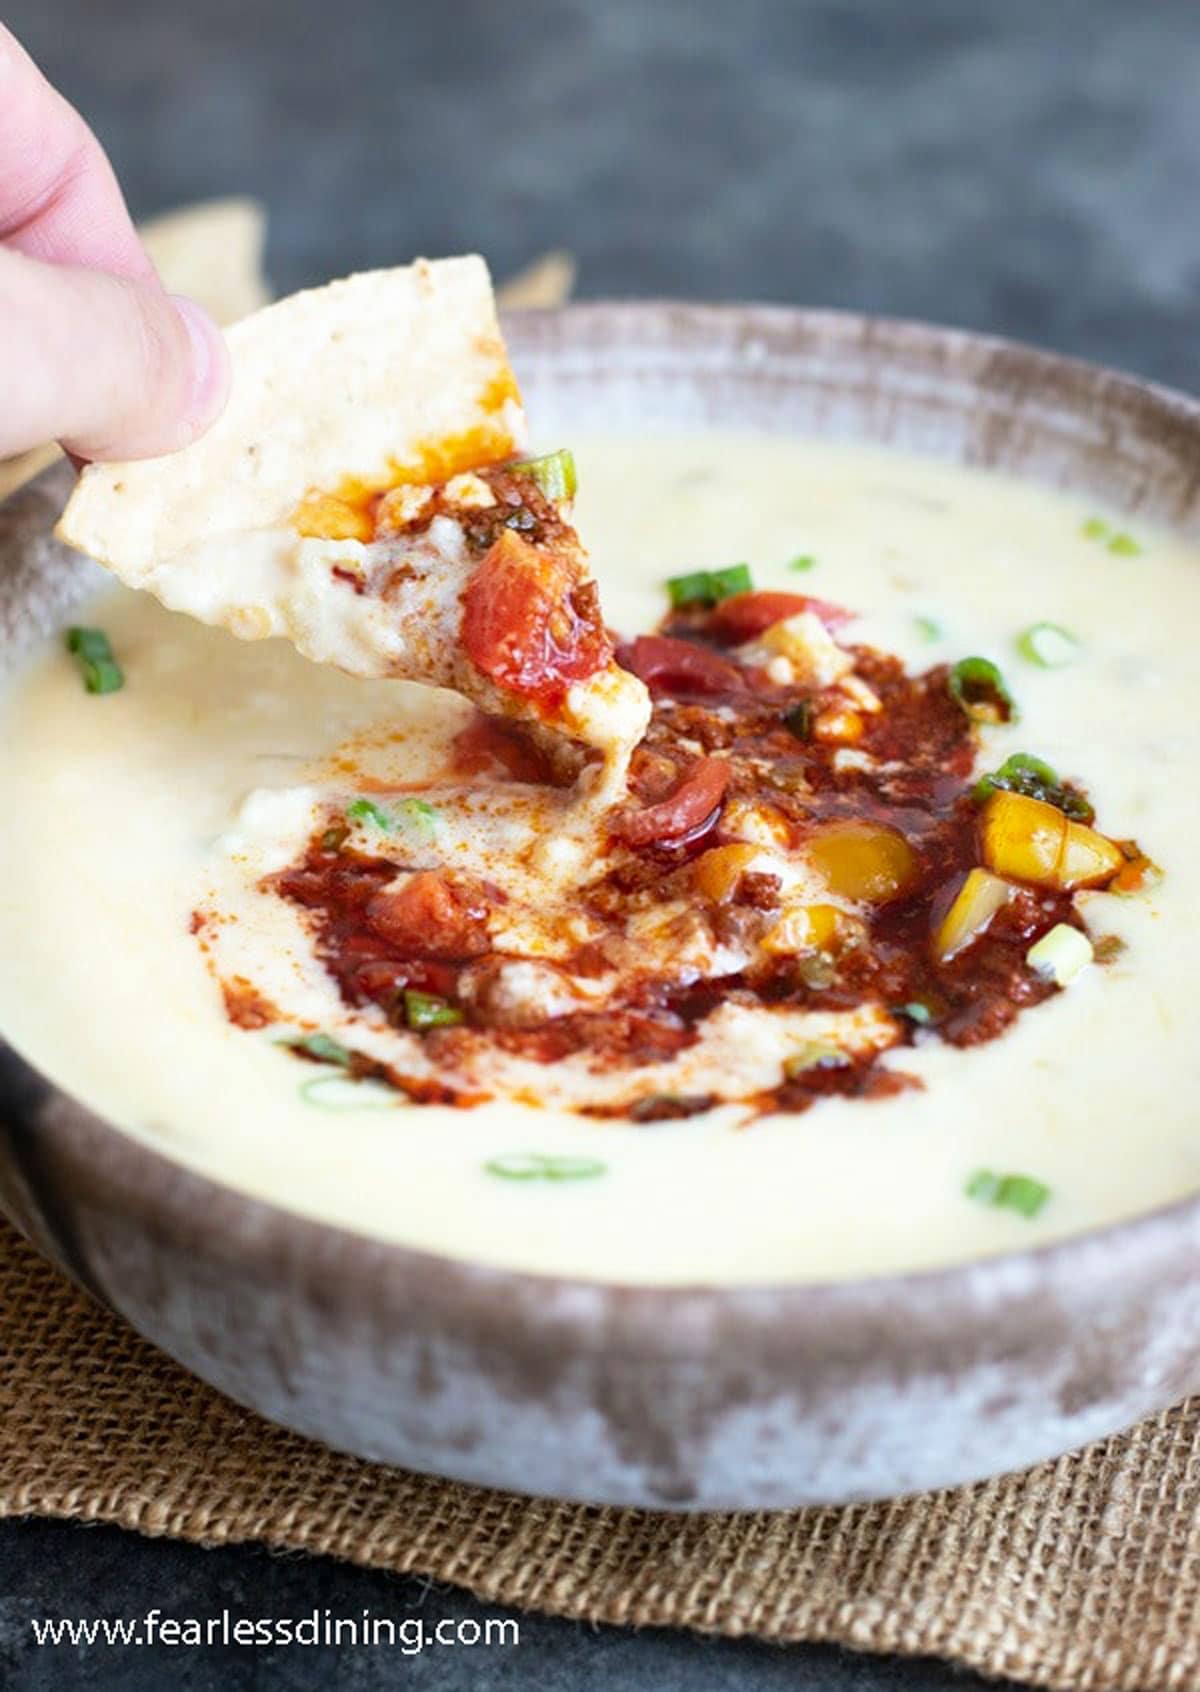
[{"left": 0, "top": 23, "right": 155, "bottom": 282}]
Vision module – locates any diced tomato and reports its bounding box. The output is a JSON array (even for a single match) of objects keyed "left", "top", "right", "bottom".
[
  {"left": 710, "top": 591, "right": 852, "bottom": 643},
  {"left": 461, "top": 530, "right": 611, "bottom": 705},
  {"left": 366, "top": 871, "right": 491, "bottom": 960},
  {"left": 618, "top": 634, "right": 742, "bottom": 697},
  {"left": 613, "top": 757, "right": 731, "bottom": 848},
  {"left": 349, "top": 958, "right": 408, "bottom": 998}
]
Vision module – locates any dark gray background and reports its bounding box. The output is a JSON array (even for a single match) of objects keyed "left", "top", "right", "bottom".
[{"left": 4, "top": 0, "right": 1199, "bottom": 1686}]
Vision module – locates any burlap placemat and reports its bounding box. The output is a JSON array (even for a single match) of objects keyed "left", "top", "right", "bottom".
[{"left": 1, "top": 1220, "right": 1197, "bottom": 1690}]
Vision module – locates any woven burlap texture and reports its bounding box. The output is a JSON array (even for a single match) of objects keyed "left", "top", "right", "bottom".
[{"left": 1, "top": 1220, "right": 1197, "bottom": 1692}]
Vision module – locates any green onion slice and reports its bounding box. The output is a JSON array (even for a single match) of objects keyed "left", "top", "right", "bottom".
[
  {"left": 666, "top": 563, "right": 754, "bottom": 608},
  {"left": 708, "top": 562, "right": 753, "bottom": 598},
  {"left": 485, "top": 1152, "right": 607, "bottom": 1182},
  {"left": 948, "top": 656, "right": 1017, "bottom": 723},
  {"left": 1016, "top": 622, "right": 1082, "bottom": 669},
  {"left": 346, "top": 797, "right": 439, "bottom": 838},
  {"left": 896, "top": 1001, "right": 933, "bottom": 1025},
  {"left": 395, "top": 797, "right": 438, "bottom": 838},
  {"left": 783, "top": 701, "right": 813, "bottom": 741},
  {"left": 665, "top": 571, "right": 713, "bottom": 608},
  {"left": 299, "top": 1075, "right": 402, "bottom": 1111},
  {"left": 65, "top": 626, "right": 124, "bottom": 694},
  {"left": 1107, "top": 531, "right": 1141, "bottom": 556},
  {"left": 509, "top": 448, "right": 577, "bottom": 501},
  {"left": 1081, "top": 516, "right": 1142, "bottom": 555},
  {"left": 346, "top": 798, "right": 393, "bottom": 831},
  {"left": 281, "top": 1031, "right": 353, "bottom": 1067},
  {"left": 915, "top": 616, "right": 943, "bottom": 643},
  {"left": 972, "top": 753, "right": 1094, "bottom": 822},
  {"left": 788, "top": 554, "right": 816, "bottom": 573},
  {"left": 403, "top": 989, "right": 463, "bottom": 1030},
  {"left": 965, "top": 1169, "right": 1051, "bottom": 1219}
]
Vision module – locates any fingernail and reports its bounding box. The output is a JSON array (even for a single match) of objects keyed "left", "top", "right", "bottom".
[{"left": 170, "top": 294, "right": 230, "bottom": 427}]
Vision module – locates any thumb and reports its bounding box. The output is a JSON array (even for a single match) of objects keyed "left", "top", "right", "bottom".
[{"left": 0, "top": 244, "right": 230, "bottom": 461}]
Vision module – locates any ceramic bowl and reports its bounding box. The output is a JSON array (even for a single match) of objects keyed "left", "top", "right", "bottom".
[{"left": 3, "top": 302, "right": 1199, "bottom": 1510}]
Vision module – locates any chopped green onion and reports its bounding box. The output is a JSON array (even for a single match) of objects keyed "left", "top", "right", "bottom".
[
  {"left": 1026, "top": 923, "right": 1093, "bottom": 986},
  {"left": 709, "top": 562, "right": 753, "bottom": 598},
  {"left": 84, "top": 658, "right": 123, "bottom": 694},
  {"left": 972, "top": 753, "right": 1094, "bottom": 822},
  {"left": 346, "top": 796, "right": 439, "bottom": 839},
  {"left": 948, "top": 656, "right": 1017, "bottom": 723},
  {"left": 666, "top": 563, "right": 753, "bottom": 608},
  {"left": 1081, "top": 516, "right": 1142, "bottom": 555},
  {"left": 788, "top": 554, "right": 816, "bottom": 573},
  {"left": 65, "top": 626, "right": 124, "bottom": 694},
  {"left": 1108, "top": 531, "right": 1141, "bottom": 557},
  {"left": 897, "top": 1001, "right": 933, "bottom": 1025},
  {"left": 510, "top": 447, "right": 577, "bottom": 501},
  {"left": 915, "top": 616, "right": 943, "bottom": 643},
  {"left": 666, "top": 571, "right": 714, "bottom": 608},
  {"left": 395, "top": 797, "right": 439, "bottom": 839},
  {"left": 485, "top": 1152, "right": 606, "bottom": 1181},
  {"left": 299, "top": 1075, "right": 402, "bottom": 1111},
  {"left": 975, "top": 751, "right": 1057, "bottom": 796},
  {"left": 403, "top": 989, "right": 463, "bottom": 1030},
  {"left": 346, "top": 798, "right": 393, "bottom": 831},
  {"left": 66, "top": 627, "right": 112, "bottom": 660},
  {"left": 783, "top": 701, "right": 813, "bottom": 741},
  {"left": 966, "top": 1169, "right": 1051, "bottom": 1218},
  {"left": 783, "top": 1042, "right": 851, "bottom": 1080},
  {"left": 281, "top": 1031, "right": 353, "bottom": 1067},
  {"left": 1016, "top": 622, "right": 1082, "bottom": 669}
]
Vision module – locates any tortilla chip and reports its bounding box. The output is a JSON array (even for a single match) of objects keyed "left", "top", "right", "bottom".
[
  {"left": 496, "top": 250, "right": 576, "bottom": 310},
  {"left": 0, "top": 444, "right": 58, "bottom": 504},
  {"left": 58, "top": 256, "right": 526, "bottom": 585},
  {"left": 139, "top": 196, "right": 270, "bottom": 326}
]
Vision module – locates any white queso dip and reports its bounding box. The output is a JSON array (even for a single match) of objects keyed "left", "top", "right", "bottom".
[{"left": 0, "top": 434, "right": 1195, "bottom": 1285}]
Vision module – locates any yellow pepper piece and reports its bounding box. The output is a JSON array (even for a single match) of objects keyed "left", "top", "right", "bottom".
[
  {"left": 806, "top": 819, "right": 919, "bottom": 904},
  {"left": 1060, "top": 819, "right": 1126, "bottom": 888},
  {"left": 761, "top": 902, "right": 845, "bottom": 955},
  {"left": 692, "top": 843, "right": 760, "bottom": 903},
  {"left": 933, "top": 868, "right": 1013, "bottom": 962},
  {"left": 979, "top": 790, "right": 1123, "bottom": 891},
  {"left": 812, "top": 706, "right": 865, "bottom": 744}
]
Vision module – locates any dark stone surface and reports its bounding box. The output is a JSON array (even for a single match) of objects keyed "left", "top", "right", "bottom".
[
  {"left": 0, "top": 1517, "right": 1014, "bottom": 1691},
  {"left": 11, "top": 0, "right": 1200, "bottom": 391},
  {"left": 2, "top": 0, "right": 1197, "bottom": 1684}
]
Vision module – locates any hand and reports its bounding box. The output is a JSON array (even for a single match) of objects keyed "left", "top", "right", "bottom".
[{"left": 0, "top": 23, "right": 230, "bottom": 462}]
